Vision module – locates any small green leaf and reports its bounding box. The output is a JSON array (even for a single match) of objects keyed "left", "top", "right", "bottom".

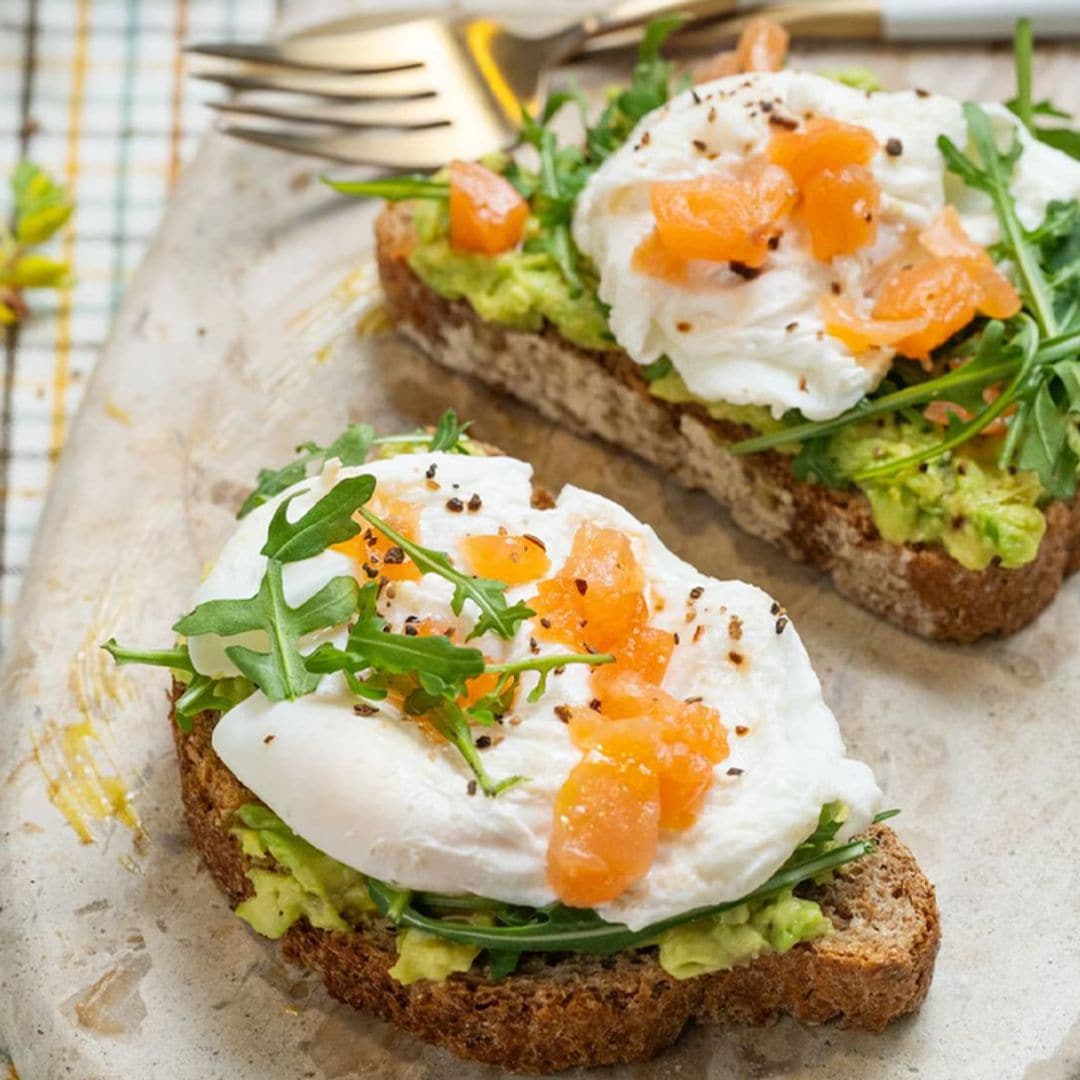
[
  {"left": 101, "top": 639, "right": 194, "bottom": 673},
  {"left": 174, "top": 561, "right": 360, "bottom": 701},
  {"left": 322, "top": 175, "right": 450, "bottom": 201},
  {"left": 3, "top": 253, "right": 70, "bottom": 288},
  {"left": 261, "top": 474, "right": 375, "bottom": 563},
  {"left": 11, "top": 161, "right": 74, "bottom": 245},
  {"left": 238, "top": 422, "right": 375, "bottom": 518},
  {"left": 428, "top": 409, "right": 472, "bottom": 453}
]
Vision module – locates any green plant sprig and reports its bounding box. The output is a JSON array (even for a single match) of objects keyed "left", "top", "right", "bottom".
[
  {"left": 356, "top": 504, "right": 535, "bottom": 641},
  {"left": 365, "top": 835, "right": 875, "bottom": 957},
  {"left": 1, "top": 162, "right": 74, "bottom": 326},
  {"left": 306, "top": 583, "right": 610, "bottom": 795}
]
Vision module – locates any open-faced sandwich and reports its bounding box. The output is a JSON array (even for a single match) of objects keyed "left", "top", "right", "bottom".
[
  {"left": 106, "top": 415, "right": 937, "bottom": 1073},
  {"left": 338, "top": 18, "right": 1080, "bottom": 643}
]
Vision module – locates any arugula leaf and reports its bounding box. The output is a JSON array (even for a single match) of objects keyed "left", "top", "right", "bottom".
[
  {"left": 356, "top": 505, "right": 534, "bottom": 640},
  {"left": 487, "top": 651, "right": 613, "bottom": 703},
  {"left": 174, "top": 562, "right": 360, "bottom": 701},
  {"left": 261, "top": 474, "right": 375, "bottom": 563},
  {"left": 427, "top": 408, "right": 471, "bottom": 452},
  {"left": 790, "top": 435, "right": 847, "bottom": 488},
  {"left": 365, "top": 831, "right": 875, "bottom": 956},
  {"left": 238, "top": 423, "right": 375, "bottom": 518},
  {"left": 640, "top": 356, "right": 674, "bottom": 382},
  {"left": 321, "top": 176, "right": 450, "bottom": 201},
  {"left": 101, "top": 639, "right": 194, "bottom": 673},
  {"left": 1006, "top": 17, "right": 1080, "bottom": 162},
  {"left": 306, "top": 584, "right": 486, "bottom": 690},
  {"left": 101, "top": 640, "right": 252, "bottom": 731}
]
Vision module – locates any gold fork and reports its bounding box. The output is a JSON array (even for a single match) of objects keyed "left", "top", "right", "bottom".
[{"left": 187, "top": 0, "right": 1076, "bottom": 168}]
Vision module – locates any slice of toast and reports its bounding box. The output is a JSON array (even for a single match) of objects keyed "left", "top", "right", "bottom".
[
  {"left": 374, "top": 203, "right": 1080, "bottom": 644},
  {"left": 176, "top": 695, "right": 939, "bottom": 1074}
]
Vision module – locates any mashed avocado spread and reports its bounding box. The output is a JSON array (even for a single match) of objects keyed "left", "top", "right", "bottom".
[
  {"left": 403, "top": 204, "right": 1048, "bottom": 571},
  {"left": 231, "top": 805, "right": 832, "bottom": 985}
]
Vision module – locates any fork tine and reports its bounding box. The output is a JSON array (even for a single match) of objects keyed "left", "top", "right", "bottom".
[
  {"left": 207, "top": 98, "right": 449, "bottom": 129},
  {"left": 187, "top": 17, "right": 443, "bottom": 73},
  {"left": 216, "top": 122, "right": 505, "bottom": 169},
  {"left": 190, "top": 64, "right": 434, "bottom": 101},
  {"left": 183, "top": 42, "right": 419, "bottom": 75}
]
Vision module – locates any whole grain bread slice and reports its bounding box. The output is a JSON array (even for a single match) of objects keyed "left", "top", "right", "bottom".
[
  {"left": 175, "top": 694, "right": 939, "bottom": 1074},
  {"left": 374, "top": 203, "right": 1080, "bottom": 644}
]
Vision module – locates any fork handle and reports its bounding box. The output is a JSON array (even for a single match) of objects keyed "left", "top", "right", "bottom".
[{"left": 583, "top": 0, "right": 1080, "bottom": 42}]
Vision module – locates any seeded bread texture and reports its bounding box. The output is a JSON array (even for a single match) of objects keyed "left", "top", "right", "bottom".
[
  {"left": 374, "top": 203, "right": 1080, "bottom": 644},
  {"left": 175, "top": 693, "right": 939, "bottom": 1074}
]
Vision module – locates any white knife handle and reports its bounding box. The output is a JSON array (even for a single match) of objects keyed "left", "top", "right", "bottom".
[{"left": 882, "top": 0, "right": 1080, "bottom": 40}]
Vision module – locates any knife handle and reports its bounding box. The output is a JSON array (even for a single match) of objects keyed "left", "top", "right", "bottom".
[{"left": 882, "top": 0, "right": 1080, "bottom": 40}]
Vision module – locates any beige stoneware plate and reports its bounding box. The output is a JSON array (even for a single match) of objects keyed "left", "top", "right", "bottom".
[{"left": 1, "top": 4, "right": 1079, "bottom": 1077}]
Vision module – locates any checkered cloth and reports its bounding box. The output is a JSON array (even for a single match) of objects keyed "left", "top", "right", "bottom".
[{"left": 0, "top": 0, "right": 276, "bottom": 651}]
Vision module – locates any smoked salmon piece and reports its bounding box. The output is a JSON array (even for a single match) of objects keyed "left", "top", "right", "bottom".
[
  {"left": 695, "top": 16, "right": 790, "bottom": 83},
  {"left": 768, "top": 116, "right": 879, "bottom": 188},
  {"left": 801, "top": 164, "right": 880, "bottom": 261},
  {"left": 448, "top": 160, "right": 529, "bottom": 255},
  {"left": 645, "top": 164, "right": 798, "bottom": 270},
  {"left": 547, "top": 738, "right": 661, "bottom": 907},
  {"left": 460, "top": 531, "right": 551, "bottom": 585}
]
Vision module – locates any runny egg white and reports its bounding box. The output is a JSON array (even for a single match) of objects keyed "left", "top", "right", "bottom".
[
  {"left": 192, "top": 451, "right": 881, "bottom": 931},
  {"left": 572, "top": 70, "right": 1080, "bottom": 421}
]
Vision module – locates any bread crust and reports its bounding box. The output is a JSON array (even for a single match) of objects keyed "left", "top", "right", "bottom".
[
  {"left": 374, "top": 204, "right": 1080, "bottom": 643},
  {"left": 174, "top": 693, "right": 939, "bottom": 1073}
]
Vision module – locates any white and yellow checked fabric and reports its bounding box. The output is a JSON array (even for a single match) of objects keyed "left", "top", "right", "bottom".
[{"left": 0, "top": 0, "right": 276, "bottom": 651}]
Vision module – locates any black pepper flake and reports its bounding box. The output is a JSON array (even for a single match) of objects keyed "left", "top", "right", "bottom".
[
  {"left": 759, "top": 100, "right": 774, "bottom": 112},
  {"left": 523, "top": 533, "right": 547, "bottom": 551},
  {"left": 673, "top": 632, "right": 680, "bottom": 645},
  {"left": 689, "top": 586, "right": 705, "bottom": 601},
  {"left": 467, "top": 493, "right": 483, "bottom": 512},
  {"left": 726, "top": 767, "right": 744, "bottom": 776},
  {"left": 684, "top": 695, "right": 703, "bottom": 705},
  {"left": 555, "top": 705, "right": 572, "bottom": 724},
  {"left": 540, "top": 617, "right": 552, "bottom": 629},
  {"left": 263, "top": 734, "right": 276, "bottom": 745},
  {"left": 885, "top": 137, "right": 903, "bottom": 157},
  {"left": 767, "top": 233, "right": 781, "bottom": 251},
  {"left": 641, "top": 130, "right": 651, "bottom": 146},
  {"left": 729, "top": 261, "right": 761, "bottom": 280},
  {"left": 785, "top": 321, "right": 799, "bottom": 333},
  {"left": 404, "top": 623, "right": 419, "bottom": 636},
  {"left": 728, "top": 615, "right": 743, "bottom": 641},
  {"left": 425, "top": 462, "right": 438, "bottom": 479},
  {"left": 690, "top": 88, "right": 701, "bottom": 105},
  {"left": 768, "top": 113, "right": 798, "bottom": 130},
  {"left": 529, "top": 637, "right": 540, "bottom": 655},
  {"left": 770, "top": 601, "right": 782, "bottom": 615},
  {"left": 475, "top": 735, "right": 492, "bottom": 749},
  {"left": 676, "top": 320, "right": 692, "bottom": 333},
  {"left": 362, "top": 563, "right": 379, "bottom": 579},
  {"left": 467, "top": 780, "right": 478, "bottom": 796},
  {"left": 693, "top": 138, "right": 707, "bottom": 152},
  {"left": 589, "top": 698, "right": 602, "bottom": 712},
  {"left": 445, "top": 496, "right": 464, "bottom": 513},
  {"left": 918, "top": 462, "right": 929, "bottom": 473},
  {"left": 915, "top": 87, "right": 930, "bottom": 98},
  {"left": 707, "top": 106, "right": 717, "bottom": 122},
  {"left": 353, "top": 703, "right": 378, "bottom": 716},
  {"left": 830, "top": 281, "right": 841, "bottom": 295},
  {"left": 775, "top": 616, "right": 789, "bottom": 635},
  {"left": 728, "top": 650, "right": 744, "bottom": 666},
  {"left": 735, "top": 725, "right": 750, "bottom": 736},
  {"left": 693, "top": 624, "right": 705, "bottom": 643},
  {"left": 554, "top": 665, "right": 566, "bottom": 676},
  {"left": 383, "top": 546, "right": 405, "bottom": 565},
  {"left": 574, "top": 578, "right": 588, "bottom": 596}
]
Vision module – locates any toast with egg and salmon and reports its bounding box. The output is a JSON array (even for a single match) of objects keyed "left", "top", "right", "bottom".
[
  {"left": 344, "top": 18, "right": 1080, "bottom": 643},
  {"left": 106, "top": 416, "right": 937, "bottom": 1073}
]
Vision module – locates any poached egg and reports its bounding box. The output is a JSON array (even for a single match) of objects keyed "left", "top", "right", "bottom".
[
  {"left": 190, "top": 451, "right": 881, "bottom": 931},
  {"left": 572, "top": 70, "right": 1080, "bottom": 421}
]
